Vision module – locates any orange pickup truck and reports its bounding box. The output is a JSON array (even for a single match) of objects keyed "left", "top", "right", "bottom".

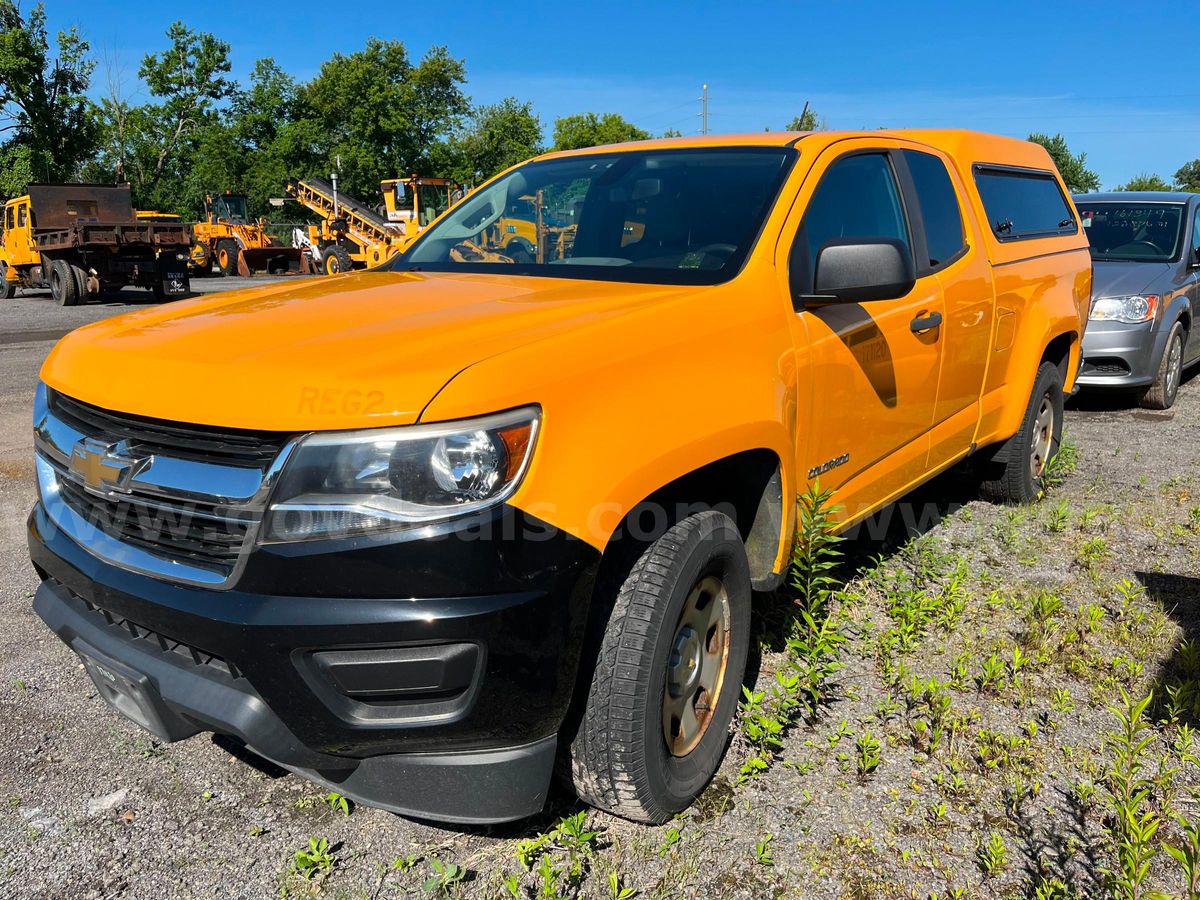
[{"left": 28, "top": 130, "right": 1090, "bottom": 824}]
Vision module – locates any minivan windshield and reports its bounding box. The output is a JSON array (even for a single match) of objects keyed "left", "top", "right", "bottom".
[
  {"left": 396, "top": 147, "right": 795, "bottom": 285},
  {"left": 1076, "top": 201, "right": 1186, "bottom": 262}
]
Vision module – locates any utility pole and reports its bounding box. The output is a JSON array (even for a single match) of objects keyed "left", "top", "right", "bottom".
[{"left": 699, "top": 83, "right": 709, "bottom": 135}]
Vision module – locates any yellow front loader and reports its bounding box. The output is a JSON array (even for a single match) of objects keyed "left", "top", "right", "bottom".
[{"left": 190, "top": 192, "right": 308, "bottom": 276}]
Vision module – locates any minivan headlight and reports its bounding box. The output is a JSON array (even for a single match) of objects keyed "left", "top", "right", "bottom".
[
  {"left": 1089, "top": 294, "right": 1158, "bottom": 324},
  {"left": 263, "top": 407, "right": 539, "bottom": 542}
]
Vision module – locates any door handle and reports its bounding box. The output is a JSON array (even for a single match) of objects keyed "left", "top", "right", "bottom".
[{"left": 910, "top": 311, "right": 943, "bottom": 333}]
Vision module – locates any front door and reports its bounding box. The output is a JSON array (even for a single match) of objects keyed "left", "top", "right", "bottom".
[{"left": 784, "top": 144, "right": 946, "bottom": 523}]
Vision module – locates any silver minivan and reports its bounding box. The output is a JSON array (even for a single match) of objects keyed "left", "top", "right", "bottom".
[{"left": 1073, "top": 192, "right": 1200, "bottom": 409}]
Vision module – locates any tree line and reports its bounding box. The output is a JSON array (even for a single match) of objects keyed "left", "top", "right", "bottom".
[
  {"left": 1, "top": 3, "right": 1197, "bottom": 222},
  {"left": 0, "top": 5, "right": 652, "bottom": 218}
]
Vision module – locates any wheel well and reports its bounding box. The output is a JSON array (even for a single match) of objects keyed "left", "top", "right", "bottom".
[
  {"left": 1042, "top": 331, "right": 1076, "bottom": 384},
  {"left": 603, "top": 449, "right": 784, "bottom": 591}
]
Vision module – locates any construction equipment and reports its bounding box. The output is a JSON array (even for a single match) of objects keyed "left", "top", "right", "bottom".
[
  {"left": 190, "top": 191, "right": 307, "bottom": 276},
  {"left": 0, "top": 183, "right": 191, "bottom": 306},
  {"left": 284, "top": 175, "right": 463, "bottom": 275}
]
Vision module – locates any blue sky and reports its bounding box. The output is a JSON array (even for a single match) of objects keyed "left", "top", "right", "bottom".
[{"left": 48, "top": 1, "right": 1200, "bottom": 187}]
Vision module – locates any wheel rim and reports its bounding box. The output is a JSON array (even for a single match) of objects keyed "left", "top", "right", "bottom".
[
  {"left": 326, "top": 256, "right": 339, "bottom": 274},
  {"left": 219, "top": 249, "right": 230, "bottom": 268},
  {"left": 1030, "top": 394, "right": 1055, "bottom": 480},
  {"left": 1166, "top": 334, "right": 1183, "bottom": 398},
  {"left": 662, "top": 574, "right": 731, "bottom": 757}
]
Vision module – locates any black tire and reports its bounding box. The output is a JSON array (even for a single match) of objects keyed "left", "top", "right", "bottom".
[
  {"left": 979, "top": 361, "right": 1064, "bottom": 504},
  {"left": 1139, "top": 321, "right": 1185, "bottom": 411},
  {"left": 49, "top": 259, "right": 79, "bottom": 307},
  {"left": 70, "top": 264, "right": 88, "bottom": 303},
  {"left": 322, "top": 244, "right": 353, "bottom": 275},
  {"left": 568, "top": 510, "right": 751, "bottom": 823},
  {"left": 505, "top": 237, "right": 535, "bottom": 263},
  {"left": 215, "top": 239, "right": 239, "bottom": 277},
  {"left": 0, "top": 267, "right": 15, "bottom": 299}
]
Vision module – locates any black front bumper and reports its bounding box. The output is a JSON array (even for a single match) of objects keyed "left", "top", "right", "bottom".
[{"left": 28, "top": 503, "right": 599, "bottom": 823}]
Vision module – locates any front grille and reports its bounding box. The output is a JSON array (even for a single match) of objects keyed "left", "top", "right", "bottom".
[
  {"left": 56, "top": 473, "right": 252, "bottom": 573},
  {"left": 40, "top": 390, "right": 292, "bottom": 582},
  {"left": 48, "top": 388, "right": 288, "bottom": 467}
]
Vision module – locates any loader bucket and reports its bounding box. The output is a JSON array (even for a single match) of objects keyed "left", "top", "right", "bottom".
[{"left": 236, "top": 247, "right": 306, "bottom": 277}]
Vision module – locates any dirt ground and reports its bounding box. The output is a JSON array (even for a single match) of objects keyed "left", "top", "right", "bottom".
[{"left": 1, "top": 286, "right": 1198, "bottom": 899}]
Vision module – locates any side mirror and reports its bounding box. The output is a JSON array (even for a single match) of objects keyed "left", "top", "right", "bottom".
[{"left": 803, "top": 238, "right": 916, "bottom": 305}]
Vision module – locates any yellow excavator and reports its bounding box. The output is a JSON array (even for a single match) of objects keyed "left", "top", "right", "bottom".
[
  {"left": 283, "top": 175, "right": 462, "bottom": 274},
  {"left": 190, "top": 192, "right": 308, "bottom": 276}
]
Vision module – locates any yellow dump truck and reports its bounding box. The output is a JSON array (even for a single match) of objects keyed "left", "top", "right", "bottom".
[{"left": 1, "top": 183, "right": 191, "bottom": 305}]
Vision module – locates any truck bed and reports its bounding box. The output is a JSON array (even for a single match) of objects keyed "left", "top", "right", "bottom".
[{"left": 33, "top": 221, "right": 191, "bottom": 252}]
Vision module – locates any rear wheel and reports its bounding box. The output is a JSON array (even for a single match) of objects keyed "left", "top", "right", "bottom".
[
  {"left": 322, "top": 244, "right": 353, "bottom": 275},
  {"left": 979, "top": 361, "right": 1064, "bottom": 504},
  {"left": 70, "top": 264, "right": 88, "bottom": 303},
  {"left": 568, "top": 510, "right": 751, "bottom": 823},
  {"left": 1139, "top": 321, "right": 1185, "bottom": 410},
  {"left": 215, "top": 239, "right": 239, "bottom": 277},
  {"left": 0, "top": 267, "right": 15, "bottom": 299},
  {"left": 49, "top": 259, "right": 79, "bottom": 307}
]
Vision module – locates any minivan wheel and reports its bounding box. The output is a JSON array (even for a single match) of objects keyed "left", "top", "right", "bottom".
[
  {"left": 569, "top": 510, "right": 751, "bottom": 824},
  {"left": 979, "top": 361, "right": 1064, "bottom": 504},
  {"left": 1139, "top": 322, "right": 1185, "bottom": 411}
]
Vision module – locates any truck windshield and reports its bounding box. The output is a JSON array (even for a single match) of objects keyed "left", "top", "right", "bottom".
[
  {"left": 396, "top": 147, "right": 795, "bottom": 285},
  {"left": 416, "top": 183, "right": 453, "bottom": 226},
  {"left": 1076, "top": 202, "right": 1186, "bottom": 262},
  {"left": 212, "top": 195, "right": 249, "bottom": 223}
]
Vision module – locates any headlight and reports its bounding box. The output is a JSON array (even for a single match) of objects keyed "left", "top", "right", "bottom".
[
  {"left": 1089, "top": 294, "right": 1159, "bottom": 324},
  {"left": 263, "top": 406, "right": 539, "bottom": 542}
]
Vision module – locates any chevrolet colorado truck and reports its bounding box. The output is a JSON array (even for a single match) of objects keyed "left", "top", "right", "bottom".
[{"left": 27, "top": 130, "right": 1090, "bottom": 824}]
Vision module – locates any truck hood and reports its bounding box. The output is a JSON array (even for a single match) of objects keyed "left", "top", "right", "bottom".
[
  {"left": 1091, "top": 260, "right": 1173, "bottom": 298},
  {"left": 40, "top": 271, "right": 689, "bottom": 431}
]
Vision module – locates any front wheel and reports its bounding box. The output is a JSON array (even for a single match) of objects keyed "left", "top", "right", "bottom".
[
  {"left": 979, "top": 360, "right": 1064, "bottom": 504},
  {"left": 1139, "top": 321, "right": 1185, "bottom": 410},
  {"left": 322, "top": 244, "right": 353, "bottom": 275},
  {"left": 0, "top": 267, "right": 15, "bottom": 299},
  {"left": 215, "top": 239, "right": 239, "bottom": 277},
  {"left": 568, "top": 510, "right": 751, "bottom": 823}
]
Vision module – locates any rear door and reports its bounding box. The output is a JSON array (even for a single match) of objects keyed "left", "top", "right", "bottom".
[
  {"left": 780, "top": 140, "right": 947, "bottom": 522},
  {"left": 896, "top": 149, "right": 994, "bottom": 469}
]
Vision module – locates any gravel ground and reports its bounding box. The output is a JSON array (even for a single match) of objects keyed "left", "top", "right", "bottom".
[{"left": 1, "top": 289, "right": 1198, "bottom": 899}]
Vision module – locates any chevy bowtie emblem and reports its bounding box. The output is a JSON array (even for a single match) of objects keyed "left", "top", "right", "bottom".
[{"left": 69, "top": 438, "right": 152, "bottom": 494}]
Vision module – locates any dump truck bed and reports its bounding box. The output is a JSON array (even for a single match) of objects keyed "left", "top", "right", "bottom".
[{"left": 25, "top": 183, "right": 191, "bottom": 251}]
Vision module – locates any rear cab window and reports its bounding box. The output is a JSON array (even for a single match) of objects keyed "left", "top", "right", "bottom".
[
  {"left": 900, "top": 150, "right": 966, "bottom": 272},
  {"left": 974, "top": 167, "right": 1076, "bottom": 241}
]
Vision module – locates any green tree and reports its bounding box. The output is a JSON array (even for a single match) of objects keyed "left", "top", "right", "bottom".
[
  {"left": 1114, "top": 173, "right": 1174, "bottom": 192},
  {"left": 302, "top": 40, "right": 468, "bottom": 200},
  {"left": 662, "top": 128, "right": 683, "bottom": 138},
  {"left": 1174, "top": 160, "right": 1200, "bottom": 192},
  {"left": 1027, "top": 132, "right": 1100, "bottom": 193},
  {"left": 786, "top": 104, "right": 824, "bottom": 131},
  {"left": 552, "top": 112, "right": 649, "bottom": 151},
  {"left": 440, "top": 97, "right": 543, "bottom": 184},
  {"left": 0, "top": 1, "right": 99, "bottom": 196},
  {"left": 136, "top": 22, "right": 235, "bottom": 201}
]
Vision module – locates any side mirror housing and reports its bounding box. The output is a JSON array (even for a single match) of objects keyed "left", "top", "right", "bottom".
[{"left": 802, "top": 238, "right": 916, "bottom": 305}]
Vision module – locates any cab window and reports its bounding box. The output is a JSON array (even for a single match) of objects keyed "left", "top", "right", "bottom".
[
  {"left": 4, "top": 206, "right": 12, "bottom": 230},
  {"left": 790, "top": 152, "right": 912, "bottom": 295},
  {"left": 16, "top": 205, "right": 26, "bottom": 228},
  {"left": 1192, "top": 206, "right": 1200, "bottom": 257},
  {"left": 902, "top": 150, "right": 965, "bottom": 270}
]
